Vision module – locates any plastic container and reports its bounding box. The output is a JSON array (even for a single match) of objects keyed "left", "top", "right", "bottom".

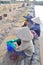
[{"left": 6, "top": 38, "right": 19, "bottom": 51}]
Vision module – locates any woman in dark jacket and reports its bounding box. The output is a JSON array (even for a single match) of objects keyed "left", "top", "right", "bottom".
[{"left": 22, "top": 15, "right": 40, "bottom": 38}]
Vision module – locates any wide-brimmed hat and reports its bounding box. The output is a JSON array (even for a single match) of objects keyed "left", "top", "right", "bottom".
[
  {"left": 23, "top": 15, "right": 33, "bottom": 24},
  {"left": 23, "top": 15, "right": 33, "bottom": 20}
]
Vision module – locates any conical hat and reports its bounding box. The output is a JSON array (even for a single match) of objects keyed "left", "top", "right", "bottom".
[
  {"left": 31, "top": 17, "right": 41, "bottom": 24},
  {"left": 15, "top": 27, "right": 33, "bottom": 41}
]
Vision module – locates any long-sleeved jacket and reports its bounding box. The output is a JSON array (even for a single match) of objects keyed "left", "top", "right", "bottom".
[{"left": 15, "top": 27, "right": 34, "bottom": 56}]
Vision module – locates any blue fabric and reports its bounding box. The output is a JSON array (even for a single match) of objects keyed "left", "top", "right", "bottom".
[
  {"left": 7, "top": 45, "right": 26, "bottom": 57},
  {"left": 30, "top": 24, "right": 40, "bottom": 37},
  {"left": 14, "top": 50, "right": 26, "bottom": 57}
]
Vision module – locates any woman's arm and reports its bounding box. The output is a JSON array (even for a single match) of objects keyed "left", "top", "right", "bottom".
[{"left": 15, "top": 40, "right": 34, "bottom": 53}]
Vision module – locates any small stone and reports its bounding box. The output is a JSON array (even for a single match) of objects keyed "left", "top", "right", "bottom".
[{"left": 3, "top": 14, "right": 7, "bottom": 17}]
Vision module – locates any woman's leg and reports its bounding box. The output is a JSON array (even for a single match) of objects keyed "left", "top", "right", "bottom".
[
  {"left": 30, "top": 38, "right": 40, "bottom": 65},
  {"left": 24, "top": 55, "right": 33, "bottom": 65}
]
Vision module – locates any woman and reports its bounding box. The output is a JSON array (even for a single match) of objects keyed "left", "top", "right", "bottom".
[{"left": 22, "top": 16, "right": 40, "bottom": 38}]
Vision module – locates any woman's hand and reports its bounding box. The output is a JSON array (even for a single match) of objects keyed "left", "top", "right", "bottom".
[{"left": 14, "top": 42, "right": 19, "bottom": 49}]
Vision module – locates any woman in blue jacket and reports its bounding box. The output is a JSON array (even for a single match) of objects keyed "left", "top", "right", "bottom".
[{"left": 22, "top": 15, "right": 40, "bottom": 38}]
